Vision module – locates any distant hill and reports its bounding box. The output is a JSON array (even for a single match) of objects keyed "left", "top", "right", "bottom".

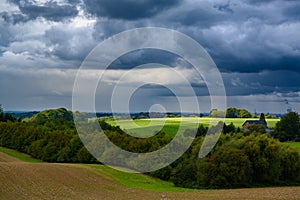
[
  {"left": 7, "top": 111, "right": 39, "bottom": 120},
  {"left": 24, "top": 108, "right": 73, "bottom": 122}
]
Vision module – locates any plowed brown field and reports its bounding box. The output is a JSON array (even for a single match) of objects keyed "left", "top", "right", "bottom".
[{"left": 1, "top": 152, "right": 299, "bottom": 200}]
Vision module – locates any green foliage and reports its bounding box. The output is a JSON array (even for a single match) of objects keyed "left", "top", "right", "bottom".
[
  {"left": 209, "top": 109, "right": 226, "bottom": 118},
  {"left": 0, "top": 119, "right": 95, "bottom": 163},
  {"left": 244, "top": 124, "right": 266, "bottom": 135},
  {"left": 0, "top": 104, "right": 17, "bottom": 122},
  {"left": 171, "top": 134, "right": 300, "bottom": 188},
  {"left": 272, "top": 112, "right": 300, "bottom": 141},
  {"left": 279, "top": 145, "right": 300, "bottom": 182},
  {"left": 0, "top": 116, "right": 173, "bottom": 165},
  {"left": 226, "top": 107, "right": 251, "bottom": 118},
  {"left": 210, "top": 108, "right": 251, "bottom": 118},
  {"left": 223, "top": 122, "right": 236, "bottom": 134},
  {"left": 197, "top": 124, "right": 208, "bottom": 136},
  {"left": 199, "top": 147, "right": 252, "bottom": 188},
  {"left": 259, "top": 113, "right": 267, "bottom": 125}
]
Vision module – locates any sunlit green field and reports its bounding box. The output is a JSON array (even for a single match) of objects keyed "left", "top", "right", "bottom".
[
  {"left": 282, "top": 142, "right": 300, "bottom": 153},
  {"left": 106, "top": 117, "right": 280, "bottom": 137}
]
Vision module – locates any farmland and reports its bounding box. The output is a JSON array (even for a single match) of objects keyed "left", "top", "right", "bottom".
[
  {"left": 106, "top": 117, "right": 280, "bottom": 137},
  {"left": 1, "top": 148, "right": 300, "bottom": 200}
]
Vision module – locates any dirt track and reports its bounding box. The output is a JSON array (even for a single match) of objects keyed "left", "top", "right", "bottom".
[{"left": 1, "top": 152, "right": 300, "bottom": 200}]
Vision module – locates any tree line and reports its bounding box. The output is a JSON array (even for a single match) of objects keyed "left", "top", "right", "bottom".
[
  {"left": 155, "top": 133, "right": 300, "bottom": 188},
  {"left": 210, "top": 107, "right": 252, "bottom": 118},
  {"left": 0, "top": 105, "right": 17, "bottom": 122}
]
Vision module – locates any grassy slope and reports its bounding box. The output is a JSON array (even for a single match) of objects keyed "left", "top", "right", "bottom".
[
  {"left": 86, "top": 164, "right": 192, "bottom": 192},
  {"left": 0, "top": 147, "right": 42, "bottom": 163}
]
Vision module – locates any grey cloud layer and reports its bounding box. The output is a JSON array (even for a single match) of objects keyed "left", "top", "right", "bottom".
[
  {"left": 83, "top": 0, "right": 180, "bottom": 20},
  {"left": 5, "top": 0, "right": 78, "bottom": 22}
]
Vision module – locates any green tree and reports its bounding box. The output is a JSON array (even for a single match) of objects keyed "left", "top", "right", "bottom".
[
  {"left": 197, "top": 124, "right": 208, "bottom": 137},
  {"left": 226, "top": 108, "right": 238, "bottom": 118},
  {"left": 0, "top": 104, "right": 3, "bottom": 122},
  {"left": 210, "top": 109, "right": 226, "bottom": 118},
  {"left": 0, "top": 104, "right": 16, "bottom": 122},
  {"left": 223, "top": 108, "right": 251, "bottom": 118},
  {"left": 259, "top": 113, "right": 267, "bottom": 125},
  {"left": 245, "top": 124, "right": 266, "bottom": 135},
  {"left": 208, "top": 147, "right": 252, "bottom": 188},
  {"left": 238, "top": 109, "right": 251, "bottom": 118},
  {"left": 223, "top": 122, "right": 236, "bottom": 134},
  {"left": 272, "top": 112, "right": 300, "bottom": 141},
  {"left": 77, "top": 146, "right": 96, "bottom": 163}
]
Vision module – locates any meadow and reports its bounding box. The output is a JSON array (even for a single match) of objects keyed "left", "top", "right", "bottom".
[
  {"left": 106, "top": 117, "right": 280, "bottom": 137},
  {"left": 282, "top": 142, "right": 300, "bottom": 152}
]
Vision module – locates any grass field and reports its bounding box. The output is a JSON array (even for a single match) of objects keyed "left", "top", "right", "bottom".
[
  {"left": 106, "top": 117, "right": 280, "bottom": 137},
  {"left": 282, "top": 142, "right": 300, "bottom": 152},
  {"left": 87, "top": 164, "right": 191, "bottom": 192}
]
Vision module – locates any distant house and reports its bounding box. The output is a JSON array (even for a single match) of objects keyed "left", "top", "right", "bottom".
[{"left": 242, "top": 120, "right": 269, "bottom": 132}]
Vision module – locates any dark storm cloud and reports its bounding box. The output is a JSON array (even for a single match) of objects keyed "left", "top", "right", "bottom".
[
  {"left": 170, "top": 6, "right": 226, "bottom": 27},
  {"left": 223, "top": 70, "right": 300, "bottom": 96},
  {"left": 0, "top": 23, "right": 12, "bottom": 47},
  {"left": 6, "top": 0, "right": 78, "bottom": 22},
  {"left": 282, "top": 4, "right": 300, "bottom": 21},
  {"left": 214, "top": 54, "right": 300, "bottom": 73},
  {"left": 83, "top": 0, "right": 180, "bottom": 20},
  {"left": 107, "top": 49, "right": 183, "bottom": 70},
  {"left": 159, "top": 1, "right": 230, "bottom": 29},
  {"left": 0, "top": 12, "right": 28, "bottom": 24},
  {"left": 157, "top": 0, "right": 300, "bottom": 74},
  {"left": 243, "top": 0, "right": 276, "bottom": 4}
]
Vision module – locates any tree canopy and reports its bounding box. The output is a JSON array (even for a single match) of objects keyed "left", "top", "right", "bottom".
[
  {"left": 272, "top": 112, "right": 300, "bottom": 141},
  {"left": 210, "top": 108, "right": 251, "bottom": 118},
  {"left": 0, "top": 104, "right": 16, "bottom": 122}
]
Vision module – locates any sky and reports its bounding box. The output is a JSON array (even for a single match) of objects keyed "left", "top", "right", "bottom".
[{"left": 0, "top": 0, "right": 300, "bottom": 113}]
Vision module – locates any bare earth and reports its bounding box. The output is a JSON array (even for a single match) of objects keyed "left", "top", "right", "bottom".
[{"left": 0, "top": 152, "right": 299, "bottom": 200}]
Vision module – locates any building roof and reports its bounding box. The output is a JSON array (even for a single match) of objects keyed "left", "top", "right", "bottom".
[{"left": 242, "top": 120, "right": 267, "bottom": 127}]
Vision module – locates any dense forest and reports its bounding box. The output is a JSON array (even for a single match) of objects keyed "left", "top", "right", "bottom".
[{"left": 0, "top": 107, "right": 300, "bottom": 188}]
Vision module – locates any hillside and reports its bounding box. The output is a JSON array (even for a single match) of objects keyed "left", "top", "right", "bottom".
[
  {"left": 24, "top": 108, "right": 73, "bottom": 122},
  {"left": 1, "top": 150, "right": 300, "bottom": 200}
]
